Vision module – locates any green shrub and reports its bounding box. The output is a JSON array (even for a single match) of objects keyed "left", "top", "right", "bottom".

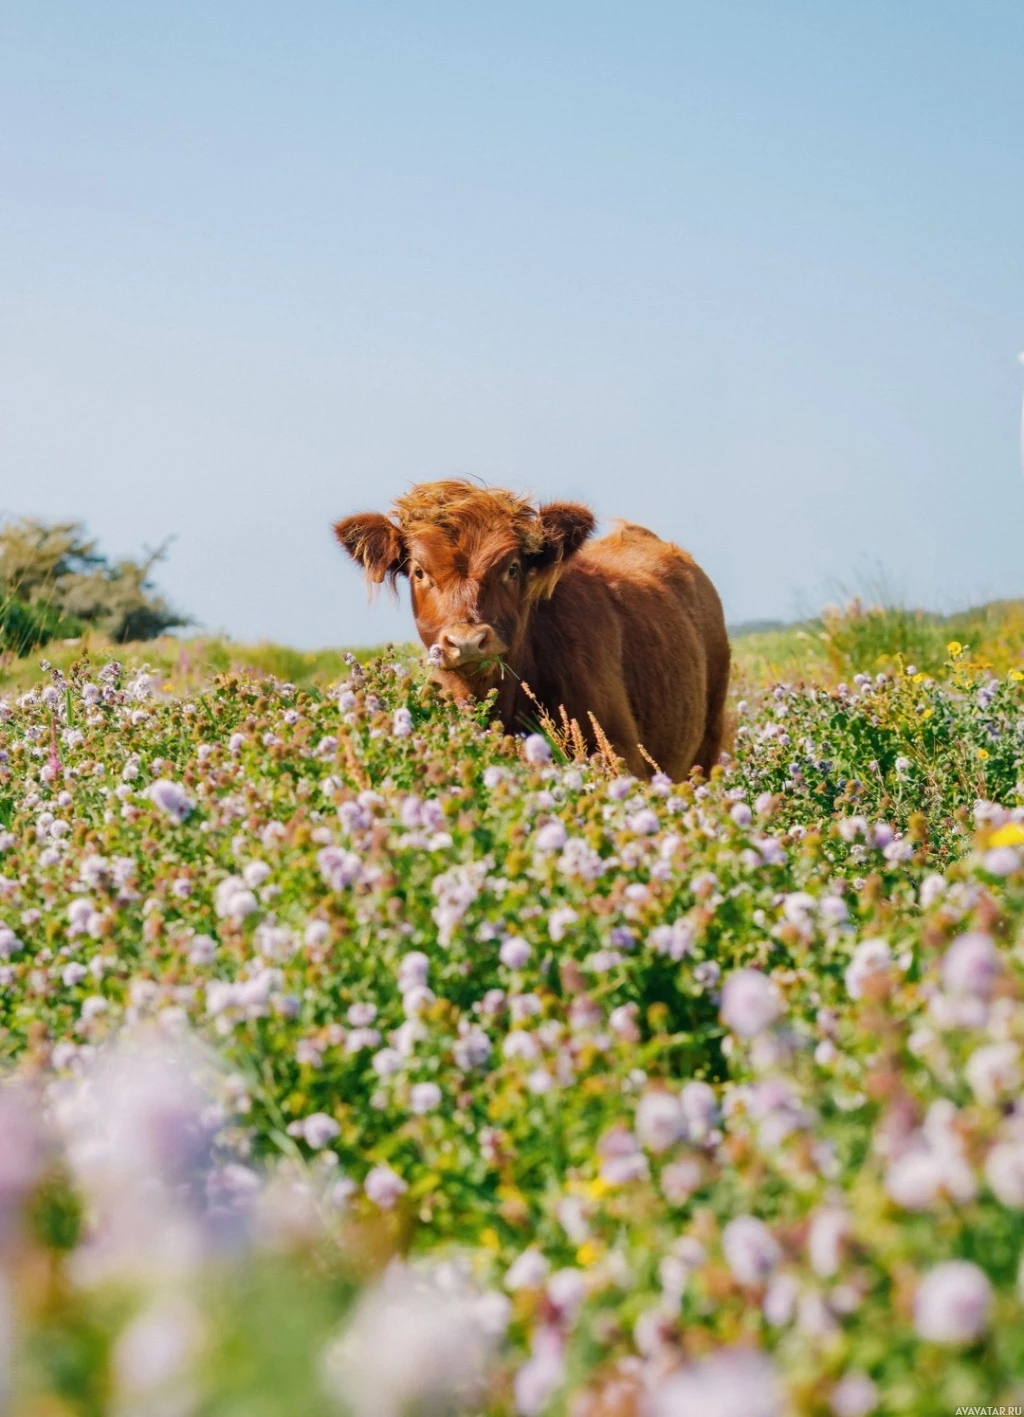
[
  {"left": 0, "top": 517, "right": 189, "bottom": 648},
  {"left": 821, "top": 597, "right": 950, "bottom": 676},
  {"left": 0, "top": 588, "right": 81, "bottom": 656}
]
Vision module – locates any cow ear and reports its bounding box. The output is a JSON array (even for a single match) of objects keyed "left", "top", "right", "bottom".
[
  {"left": 333, "top": 513, "right": 407, "bottom": 587},
  {"left": 532, "top": 501, "right": 595, "bottom": 567}
]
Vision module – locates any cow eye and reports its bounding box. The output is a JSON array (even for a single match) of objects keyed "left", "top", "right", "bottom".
[
  {"left": 413, "top": 567, "right": 425, "bottom": 581},
  {"left": 506, "top": 562, "right": 520, "bottom": 580}
]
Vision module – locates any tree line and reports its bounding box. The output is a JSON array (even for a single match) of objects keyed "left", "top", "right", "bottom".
[{"left": 0, "top": 519, "right": 189, "bottom": 655}]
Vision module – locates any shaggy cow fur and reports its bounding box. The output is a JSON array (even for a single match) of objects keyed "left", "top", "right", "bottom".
[{"left": 334, "top": 480, "right": 730, "bottom": 779}]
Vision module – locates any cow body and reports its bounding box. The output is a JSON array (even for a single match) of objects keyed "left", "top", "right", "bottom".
[{"left": 334, "top": 481, "right": 729, "bottom": 779}]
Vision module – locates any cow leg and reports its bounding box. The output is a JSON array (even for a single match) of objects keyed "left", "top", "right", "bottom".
[
  {"left": 693, "top": 656, "right": 730, "bottom": 776},
  {"left": 589, "top": 697, "right": 650, "bottom": 779}
]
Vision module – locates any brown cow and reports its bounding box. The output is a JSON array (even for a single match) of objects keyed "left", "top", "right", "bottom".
[{"left": 333, "top": 480, "right": 730, "bottom": 780}]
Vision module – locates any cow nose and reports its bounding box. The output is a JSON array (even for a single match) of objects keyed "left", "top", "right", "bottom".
[{"left": 437, "top": 624, "right": 495, "bottom": 663}]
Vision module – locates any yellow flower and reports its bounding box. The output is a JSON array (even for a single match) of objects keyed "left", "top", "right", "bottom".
[
  {"left": 989, "top": 823, "right": 1024, "bottom": 847},
  {"left": 947, "top": 641, "right": 963, "bottom": 659},
  {"left": 977, "top": 747, "right": 990, "bottom": 761},
  {"left": 1010, "top": 669, "right": 1024, "bottom": 683},
  {"left": 576, "top": 1241, "right": 601, "bottom": 1267},
  {"left": 586, "top": 1176, "right": 611, "bottom": 1200},
  {"left": 480, "top": 1227, "right": 502, "bottom": 1250}
]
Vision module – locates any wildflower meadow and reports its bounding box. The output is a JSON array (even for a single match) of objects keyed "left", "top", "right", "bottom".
[{"left": 1, "top": 633, "right": 1024, "bottom": 1415}]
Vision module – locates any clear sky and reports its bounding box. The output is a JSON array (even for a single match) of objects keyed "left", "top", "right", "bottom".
[{"left": 2, "top": 2, "right": 1022, "bottom": 647}]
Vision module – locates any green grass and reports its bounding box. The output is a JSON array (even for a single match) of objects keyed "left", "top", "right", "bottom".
[
  {"left": 3, "top": 593, "right": 1023, "bottom": 702},
  {"left": 0, "top": 631, "right": 390, "bottom": 694},
  {"left": 732, "top": 595, "right": 1024, "bottom": 685},
  {"left": 1, "top": 619, "right": 1024, "bottom": 1413}
]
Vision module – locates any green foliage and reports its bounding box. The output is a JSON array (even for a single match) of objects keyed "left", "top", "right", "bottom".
[
  {"left": 0, "top": 517, "right": 189, "bottom": 649},
  {"left": 0, "top": 632, "right": 377, "bottom": 694},
  {"left": 1, "top": 641, "right": 1024, "bottom": 1412},
  {"left": 0, "top": 586, "right": 82, "bottom": 656},
  {"left": 820, "top": 598, "right": 951, "bottom": 678},
  {"left": 734, "top": 595, "right": 1024, "bottom": 685}
]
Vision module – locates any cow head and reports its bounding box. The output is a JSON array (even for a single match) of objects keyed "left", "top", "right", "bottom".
[{"left": 334, "top": 480, "right": 594, "bottom": 695}]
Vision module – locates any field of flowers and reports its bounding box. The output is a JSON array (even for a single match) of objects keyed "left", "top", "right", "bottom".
[{"left": 2, "top": 638, "right": 1024, "bottom": 1415}]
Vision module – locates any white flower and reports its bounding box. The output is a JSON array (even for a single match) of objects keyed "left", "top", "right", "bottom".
[
  {"left": 763, "top": 1272, "right": 800, "bottom": 1326},
  {"left": 523, "top": 734, "right": 551, "bottom": 765},
  {"left": 885, "top": 1149, "right": 945, "bottom": 1211},
  {"left": 410, "top": 1082, "right": 441, "bottom": 1115},
  {"left": 844, "top": 938, "right": 891, "bottom": 999},
  {"left": 914, "top": 1260, "right": 992, "bottom": 1344},
  {"left": 364, "top": 1164, "right": 407, "bottom": 1209},
  {"left": 660, "top": 1158, "right": 703, "bottom": 1205},
  {"left": 609, "top": 1003, "right": 640, "bottom": 1041},
  {"left": 808, "top": 1206, "right": 848, "bottom": 1278},
  {"left": 453, "top": 1025, "right": 492, "bottom": 1071},
  {"left": 514, "top": 1326, "right": 564, "bottom": 1416},
  {"left": 214, "top": 876, "right": 258, "bottom": 923},
  {"left": 304, "top": 920, "right": 330, "bottom": 950},
  {"left": 502, "top": 1031, "right": 540, "bottom": 1062},
  {"left": 548, "top": 906, "right": 578, "bottom": 942},
  {"left": 680, "top": 1081, "right": 718, "bottom": 1141},
  {"left": 941, "top": 932, "right": 999, "bottom": 998},
  {"left": 983, "top": 846, "right": 1020, "bottom": 876},
  {"left": 546, "top": 1267, "right": 586, "bottom": 1318},
  {"left": 505, "top": 1247, "right": 550, "bottom": 1291},
  {"left": 242, "top": 860, "right": 271, "bottom": 890},
  {"left": 372, "top": 1048, "right": 403, "bottom": 1079},
  {"left": 397, "top": 951, "right": 430, "bottom": 990},
  {"left": 148, "top": 779, "right": 193, "bottom": 824},
  {"left": 985, "top": 1141, "right": 1024, "bottom": 1207},
  {"left": 254, "top": 923, "right": 296, "bottom": 962},
  {"left": 392, "top": 707, "right": 413, "bottom": 737},
  {"left": 722, "top": 1215, "right": 781, "bottom": 1285},
  {"left": 126, "top": 673, "right": 153, "bottom": 701},
  {"left": 346, "top": 1027, "right": 381, "bottom": 1053},
  {"left": 830, "top": 1373, "right": 878, "bottom": 1417},
  {"left": 558, "top": 837, "right": 605, "bottom": 881},
  {"left": 402, "top": 986, "right": 435, "bottom": 1018},
  {"left": 50, "top": 1034, "right": 220, "bottom": 1277},
  {"left": 324, "top": 1261, "right": 502, "bottom": 1417},
  {"left": 0, "top": 926, "right": 22, "bottom": 959},
  {"left": 819, "top": 894, "right": 849, "bottom": 925},
  {"left": 62, "top": 962, "right": 87, "bottom": 988},
  {"left": 113, "top": 1294, "right": 201, "bottom": 1403},
  {"left": 317, "top": 847, "right": 363, "bottom": 892},
  {"left": 535, "top": 820, "right": 567, "bottom": 852},
  {"left": 635, "top": 1091, "right": 686, "bottom": 1154},
  {"left": 301, "top": 1113, "right": 340, "bottom": 1149},
  {"left": 965, "top": 1041, "right": 1020, "bottom": 1105},
  {"left": 919, "top": 873, "right": 946, "bottom": 907},
  {"left": 651, "top": 1347, "right": 783, "bottom": 1417},
  {"left": 720, "top": 970, "right": 782, "bottom": 1037},
  {"left": 67, "top": 897, "right": 94, "bottom": 936},
  {"left": 499, "top": 937, "right": 531, "bottom": 969}
]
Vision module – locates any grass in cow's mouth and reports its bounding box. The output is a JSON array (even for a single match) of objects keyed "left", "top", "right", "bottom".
[{"left": 1, "top": 625, "right": 1024, "bottom": 1413}]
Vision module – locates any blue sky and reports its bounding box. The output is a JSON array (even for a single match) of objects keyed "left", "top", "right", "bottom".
[{"left": 2, "top": 2, "right": 1022, "bottom": 647}]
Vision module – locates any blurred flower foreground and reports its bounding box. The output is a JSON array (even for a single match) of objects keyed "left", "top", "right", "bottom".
[{"left": 1, "top": 642, "right": 1024, "bottom": 1415}]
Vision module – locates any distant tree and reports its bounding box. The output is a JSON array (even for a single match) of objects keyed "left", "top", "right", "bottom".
[{"left": 0, "top": 518, "right": 190, "bottom": 651}]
